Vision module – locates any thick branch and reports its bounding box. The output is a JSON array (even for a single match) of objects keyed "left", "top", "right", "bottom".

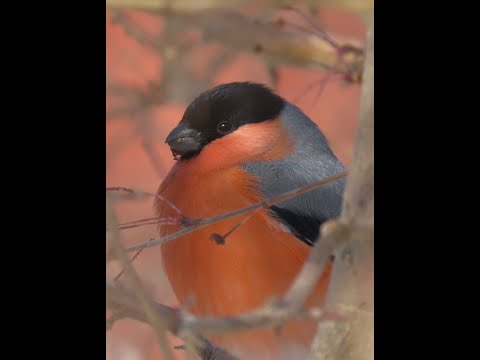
[
  {"left": 307, "top": 13, "right": 374, "bottom": 360},
  {"left": 105, "top": 0, "right": 373, "bottom": 14},
  {"left": 107, "top": 279, "right": 324, "bottom": 336},
  {"left": 106, "top": 1, "right": 364, "bottom": 75},
  {"left": 283, "top": 220, "right": 349, "bottom": 309},
  {"left": 340, "top": 27, "right": 374, "bottom": 227},
  {"left": 107, "top": 280, "right": 237, "bottom": 360},
  {"left": 107, "top": 277, "right": 330, "bottom": 359},
  {"left": 105, "top": 0, "right": 261, "bottom": 12}
]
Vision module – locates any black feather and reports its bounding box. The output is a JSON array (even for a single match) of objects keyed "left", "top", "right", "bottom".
[
  {"left": 269, "top": 206, "right": 328, "bottom": 246},
  {"left": 181, "top": 82, "right": 285, "bottom": 144}
]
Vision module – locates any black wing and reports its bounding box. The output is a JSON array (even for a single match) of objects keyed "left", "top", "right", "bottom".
[{"left": 268, "top": 206, "right": 329, "bottom": 246}]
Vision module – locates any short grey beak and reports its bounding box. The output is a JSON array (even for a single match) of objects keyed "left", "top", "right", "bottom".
[{"left": 165, "top": 123, "right": 202, "bottom": 160}]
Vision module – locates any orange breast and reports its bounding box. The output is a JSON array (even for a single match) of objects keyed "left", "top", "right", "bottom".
[{"left": 156, "top": 162, "right": 332, "bottom": 359}]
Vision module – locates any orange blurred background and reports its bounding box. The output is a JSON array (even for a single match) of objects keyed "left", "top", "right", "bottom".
[{"left": 107, "top": 6, "right": 366, "bottom": 360}]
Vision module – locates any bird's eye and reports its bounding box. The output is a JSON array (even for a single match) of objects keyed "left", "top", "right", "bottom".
[{"left": 217, "top": 122, "right": 233, "bottom": 134}]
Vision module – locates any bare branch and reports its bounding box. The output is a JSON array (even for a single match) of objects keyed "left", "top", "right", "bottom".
[
  {"left": 106, "top": 197, "right": 175, "bottom": 360},
  {"left": 107, "top": 279, "right": 326, "bottom": 335},
  {"left": 106, "top": 186, "right": 183, "bottom": 216},
  {"left": 340, "top": 32, "right": 374, "bottom": 227},
  {"left": 105, "top": 0, "right": 374, "bottom": 15},
  {"left": 293, "top": 72, "right": 338, "bottom": 110},
  {"left": 107, "top": 279, "right": 238, "bottom": 360},
  {"left": 106, "top": 312, "right": 126, "bottom": 331},
  {"left": 280, "top": 5, "right": 339, "bottom": 49},
  {"left": 307, "top": 14, "right": 374, "bottom": 360},
  {"left": 179, "top": 10, "right": 362, "bottom": 75},
  {"left": 106, "top": 2, "right": 364, "bottom": 76},
  {"left": 106, "top": 4, "right": 373, "bottom": 358},
  {"left": 282, "top": 221, "right": 348, "bottom": 309},
  {"left": 114, "top": 171, "right": 347, "bottom": 256},
  {"left": 116, "top": 218, "right": 177, "bottom": 231},
  {"left": 105, "top": 0, "right": 263, "bottom": 12}
]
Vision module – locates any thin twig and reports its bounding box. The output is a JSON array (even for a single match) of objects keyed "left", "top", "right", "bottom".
[
  {"left": 114, "top": 239, "right": 154, "bottom": 281},
  {"left": 106, "top": 197, "right": 175, "bottom": 360},
  {"left": 309, "top": 71, "right": 334, "bottom": 110},
  {"left": 281, "top": 5, "right": 339, "bottom": 50},
  {"left": 119, "top": 171, "right": 347, "bottom": 255},
  {"left": 209, "top": 209, "right": 259, "bottom": 245},
  {"left": 292, "top": 72, "right": 338, "bottom": 106},
  {"left": 117, "top": 217, "right": 178, "bottom": 230},
  {"left": 106, "top": 187, "right": 183, "bottom": 216}
]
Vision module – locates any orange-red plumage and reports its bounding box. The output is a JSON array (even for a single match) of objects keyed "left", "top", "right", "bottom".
[{"left": 156, "top": 119, "right": 333, "bottom": 359}]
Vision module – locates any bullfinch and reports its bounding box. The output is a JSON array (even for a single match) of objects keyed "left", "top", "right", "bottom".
[{"left": 155, "top": 82, "right": 345, "bottom": 360}]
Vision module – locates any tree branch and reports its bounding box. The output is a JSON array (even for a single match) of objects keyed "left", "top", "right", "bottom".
[
  {"left": 282, "top": 220, "right": 349, "bottom": 310},
  {"left": 107, "top": 279, "right": 238, "bottom": 360},
  {"left": 105, "top": 0, "right": 262, "bottom": 12},
  {"left": 106, "top": 172, "right": 352, "bottom": 357},
  {"left": 107, "top": 171, "right": 347, "bottom": 257},
  {"left": 105, "top": 0, "right": 373, "bottom": 15},
  {"left": 106, "top": 4, "right": 373, "bottom": 358},
  {"left": 106, "top": 1, "right": 364, "bottom": 77},
  {"left": 106, "top": 196, "right": 175, "bottom": 360},
  {"left": 307, "top": 13, "right": 374, "bottom": 360},
  {"left": 107, "top": 278, "right": 325, "bottom": 336}
]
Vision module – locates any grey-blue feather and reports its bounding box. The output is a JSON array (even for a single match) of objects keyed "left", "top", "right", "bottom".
[{"left": 242, "top": 103, "right": 346, "bottom": 246}]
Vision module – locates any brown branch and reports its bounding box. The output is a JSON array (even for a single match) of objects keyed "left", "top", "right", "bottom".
[
  {"left": 209, "top": 209, "right": 259, "bottom": 245},
  {"left": 107, "top": 178, "right": 345, "bottom": 339},
  {"left": 106, "top": 1, "right": 364, "bottom": 77},
  {"left": 111, "top": 171, "right": 347, "bottom": 257},
  {"left": 106, "top": 312, "right": 126, "bottom": 331},
  {"left": 279, "top": 5, "right": 339, "bottom": 50},
  {"left": 106, "top": 5, "right": 372, "bottom": 358},
  {"left": 106, "top": 196, "right": 175, "bottom": 360},
  {"left": 179, "top": 10, "right": 362, "bottom": 75},
  {"left": 109, "top": 281, "right": 239, "bottom": 359},
  {"left": 116, "top": 218, "right": 176, "bottom": 230},
  {"left": 105, "top": 0, "right": 261, "bottom": 12},
  {"left": 107, "top": 279, "right": 237, "bottom": 360},
  {"left": 105, "top": 0, "right": 373, "bottom": 15},
  {"left": 107, "top": 279, "right": 326, "bottom": 335},
  {"left": 293, "top": 73, "right": 338, "bottom": 104},
  {"left": 106, "top": 186, "right": 183, "bottom": 216},
  {"left": 340, "top": 41, "right": 374, "bottom": 226},
  {"left": 114, "top": 239, "right": 154, "bottom": 281},
  {"left": 282, "top": 221, "right": 348, "bottom": 310},
  {"left": 307, "top": 13, "right": 374, "bottom": 360}
]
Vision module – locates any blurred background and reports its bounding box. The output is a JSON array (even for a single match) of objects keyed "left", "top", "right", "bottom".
[{"left": 106, "top": 1, "right": 368, "bottom": 359}]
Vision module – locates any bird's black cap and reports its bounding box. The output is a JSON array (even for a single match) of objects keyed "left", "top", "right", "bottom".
[{"left": 166, "top": 82, "right": 286, "bottom": 160}]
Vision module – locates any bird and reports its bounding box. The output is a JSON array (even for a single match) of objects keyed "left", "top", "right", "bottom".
[{"left": 154, "top": 82, "right": 345, "bottom": 360}]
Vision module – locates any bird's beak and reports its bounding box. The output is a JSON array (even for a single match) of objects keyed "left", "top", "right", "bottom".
[{"left": 165, "top": 123, "right": 202, "bottom": 160}]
